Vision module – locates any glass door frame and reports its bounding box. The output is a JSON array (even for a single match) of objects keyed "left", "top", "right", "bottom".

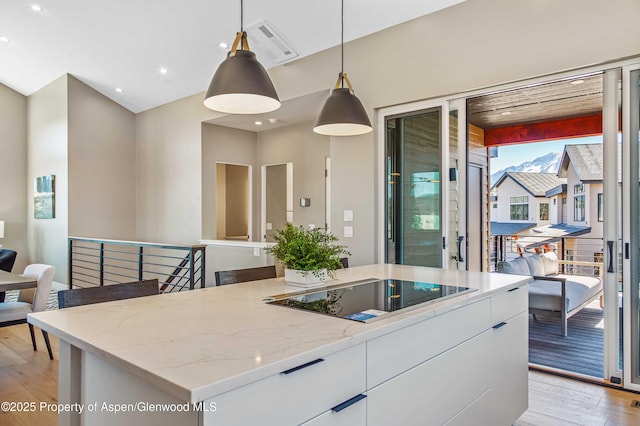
[
  {"left": 622, "top": 64, "right": 640, "bottom": 391},
  {"left": 376, "top": 99, "right": 452, "bottom": 267}
]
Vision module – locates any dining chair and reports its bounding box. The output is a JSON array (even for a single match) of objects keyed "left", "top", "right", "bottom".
[
  {"left": 0, "top": 249, "right": 18, "bottom": 302},
  {"left": 0, "top": 264, "right": 55, "bottom": 359},
  {"left": 215, "top": 265, "right": 277, "bottom": 286},
  {"left": 57, "top": 279, "right": 159, "bottom": 309}
]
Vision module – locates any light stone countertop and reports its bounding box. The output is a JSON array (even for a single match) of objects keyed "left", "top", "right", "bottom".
[{"left": 28, "top": 264, "right": 531, "bottom": 403}]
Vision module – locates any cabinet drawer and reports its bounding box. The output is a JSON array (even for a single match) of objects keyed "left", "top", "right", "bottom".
[
  {"left": 367, "top": 327, "right": 493, "bottom": 426},
  {"left": 367, "top": 298, "right": 491, "bottom": 387},
  {"left": 202, "top": 343, "right": 365, "bottom": 426},
  {"left": 491, "top": 284, "right": 528, "bottom": 324}
]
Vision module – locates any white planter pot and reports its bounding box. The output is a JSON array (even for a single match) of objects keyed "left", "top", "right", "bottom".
[{"left": 284, "top": 268, "right": 327, "bottom": 288}]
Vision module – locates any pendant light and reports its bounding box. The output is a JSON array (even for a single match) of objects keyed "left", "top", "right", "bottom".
[
  {"left": 313, "top": 0, "right": 372, "bottom": 136},
  {"left": 204, "top": 0, "right": 280, "bottom": 114}
]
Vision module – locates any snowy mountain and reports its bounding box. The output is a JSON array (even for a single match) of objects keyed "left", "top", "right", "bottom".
[{"left": 490, "top": 151, "right": 562, "bottom": 185}]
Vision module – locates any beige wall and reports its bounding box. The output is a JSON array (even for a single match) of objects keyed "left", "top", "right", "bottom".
[
  {"left": 201, "top": 124, "right": 257, "bottom": 240},
  {"left": 136, "top": 93, "right": 216, "bottom": 244},
  {"left": 0, "top": 84, "right": 28, "bottom": 272},
  {"left": 134, "top": 0, "right": 640, "bottom": 266},
  {"left": 225, "top": 164, "right": 249, "bottom": 237},
  {"left": 257, "top": 121, "right": 330, "bottom": 230},
  {"left": 27, "top": 76, "right": 69, "bottom": 283},
  {"left": 67, "top": 76, "right": 136, "bottom": 240}
]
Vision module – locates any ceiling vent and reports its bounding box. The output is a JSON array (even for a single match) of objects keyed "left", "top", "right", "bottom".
[{"left": 246, "top": 20, "right": 298, "bottom": 68}]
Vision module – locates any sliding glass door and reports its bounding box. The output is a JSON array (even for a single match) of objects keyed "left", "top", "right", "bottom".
[
  {"left": 623, "top": 67, "right": 640, "bottom": 390},
  {"left": 385, "top": 108, "right": 444, "bottom": 267}
]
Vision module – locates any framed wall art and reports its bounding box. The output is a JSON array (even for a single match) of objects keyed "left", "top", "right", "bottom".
[{"left": 34, "top": 175, "right": 55, "bottom": 219}]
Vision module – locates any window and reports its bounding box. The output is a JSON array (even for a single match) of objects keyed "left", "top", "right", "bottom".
[
  {"left": 574, "top": 183, "right": 584, "bottom": 194},
  {"left": 539, "top": 203, "right": 549, "bottom": 221},
  {"left": 562, "top": 196, "right": 566, "bottom": 204},
  {"left": 598, "top": 193, "right": 603, "bottom": 222},
  {"left": 510, "top": 196, "right": 529, "bottom": 220},
  {"left": 574, "top": 195, "right": 585, "bottom": 221},
  {"left": 492, "top": 203, "right": 497, "bottom": 209}
]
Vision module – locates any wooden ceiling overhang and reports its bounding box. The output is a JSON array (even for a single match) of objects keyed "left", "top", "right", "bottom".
[{"left": 468, "top": 73, "right": 606, "bottom": 147}]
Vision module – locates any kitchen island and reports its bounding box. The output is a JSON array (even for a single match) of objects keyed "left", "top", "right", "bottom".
[{"left": 29, "top": 264, "right": 531, "bottom": 426}]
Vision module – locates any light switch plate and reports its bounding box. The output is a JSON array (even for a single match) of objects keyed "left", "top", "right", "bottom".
[
  {"left": 266, "top": 222, "right": 272, "bottom": 231},
  {"left": 344, "top": 226, "right": 353, "bottom": 238},
  {"left": 344, "top": 210, "right": 354, "bottom": 222}
]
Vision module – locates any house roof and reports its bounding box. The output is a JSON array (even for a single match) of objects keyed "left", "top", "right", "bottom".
[
  {"left": 492, "top": 172, "right": 567, "bottom": 197},
  {"left": 558, "top": 143, "right": 603, "bottom": 181},
  {"left": 515, "top": 224, "right": 592, "bottom": 251},
  {"left": 490, "top": 222, "right": 536, "bottom": 236}
]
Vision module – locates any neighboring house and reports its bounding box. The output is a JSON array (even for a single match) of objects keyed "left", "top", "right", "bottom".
[
  {"left": 557, "top": 143, "right": 604, "bottom": 238},
  {"left": 491, "top": 172, "right": 567, "bottom": 225},
  {"left": 557, "top": 143, "right": 605, "bottom": 263}
]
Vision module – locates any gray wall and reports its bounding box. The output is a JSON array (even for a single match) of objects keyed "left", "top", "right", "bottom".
[{"left": 0, "top": 83, "right": 28, "bottom": 272}]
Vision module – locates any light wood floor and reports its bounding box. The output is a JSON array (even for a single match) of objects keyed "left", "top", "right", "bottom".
[{"left": 1, "top": 324, "right": 640, "bottom": 425}]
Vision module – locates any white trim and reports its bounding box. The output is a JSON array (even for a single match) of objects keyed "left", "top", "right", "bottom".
[
  {"left": 622, "top": 64, "right": 640, "bottom": 392},
  {"left": 450, "top": 99, "right": 467, "bottom": 271},
  {"left": 376, "top": 99, "right": 449, "bottom": 265},
  {"left": 602, "top": 68, "right": 622, "bottom": 384},
  {"left": 260, "top": 162, "right": 293, "bottom": 243},
  {"left": 215, "top": 161, "right": 253, "bottom": 242}
]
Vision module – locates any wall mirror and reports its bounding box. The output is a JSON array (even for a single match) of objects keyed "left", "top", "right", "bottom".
[
  {"left": 216, "top": 162, "right": 252, "bottom": 240},
  {"left": 261, "top": 162, "right": 293, "bottom": 242}
]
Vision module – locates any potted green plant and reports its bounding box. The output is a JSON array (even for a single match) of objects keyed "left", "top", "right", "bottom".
[{"left": 265, "top": 224, "right": 350, "bottom": 288}]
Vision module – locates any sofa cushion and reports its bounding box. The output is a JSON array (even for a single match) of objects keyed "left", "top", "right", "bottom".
[
  {"left": 524, "top": 255, "right": 545, "bottom": 276},
  {"left": 529, "top": 275, "right": 602, "bottom": 312},
  {"left": 497, "top": 256, "right": 531, "bottom": 275},
  {"left": 540, "top": 251, "right": 559, "bottom": 275}
]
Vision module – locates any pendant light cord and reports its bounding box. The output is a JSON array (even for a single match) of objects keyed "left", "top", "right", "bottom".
[
  {"left": 240, "top": 0, "right": 244, "bottom": 32},
  {"left": 340, "top": 0, "right": 344, "bottom": 88}
]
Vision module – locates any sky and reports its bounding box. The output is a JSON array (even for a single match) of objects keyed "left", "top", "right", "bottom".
[{"left": 489, "top": 135, "right": 603, "bottom": 171}]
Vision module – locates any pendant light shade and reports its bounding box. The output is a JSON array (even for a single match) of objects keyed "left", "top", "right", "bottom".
[
  {"left": 314, "top": 83, "right": 372, "bottom": 136},
  {"left": 313, "top": 0, "right": 371, "bottom": 136},
  {"left": 203, "top": 1, "right": 280, "bottom": 114}
]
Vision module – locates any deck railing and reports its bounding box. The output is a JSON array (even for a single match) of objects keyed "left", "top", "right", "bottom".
[
  {"left": 490, "top": 235, "right": 604, "bottom": 275},
  {"left": 68, "top": 237, "right": 206, "bottom": 292}
]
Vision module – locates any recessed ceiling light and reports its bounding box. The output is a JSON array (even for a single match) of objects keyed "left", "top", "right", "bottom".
[
  {"left": 254, "top": 121, "right": 263, "bottom": 126},
  {"left": 570, "top": 79, "right": 585, "bottom": 85},
  {"left": 218, "top": 42, "right": 228, "bottom": 49},
  {"left": 31, "top": 4, "right": 42, "bottom": 12},
  {"left": 0, "top": 36, "right": 9, "bottom": 43},
  {"left": 115, "top": 88, "right": 123, "bottom": 93},
  {"left": 267, "top": 118, "right": 278, "bottom": 124},
  {"left": 501, "top": 111, "right": 512, "bottom": 115},
  {"left": 159, "top": 68, "right": 168, "bottom": 75}
]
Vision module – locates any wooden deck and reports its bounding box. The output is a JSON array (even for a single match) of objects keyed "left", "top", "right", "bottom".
[{"left": 529, "top": 304, "right": 604, "bottom": 378}]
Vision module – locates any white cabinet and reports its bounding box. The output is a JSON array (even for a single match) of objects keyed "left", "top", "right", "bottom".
[
  {"left": 199, "top": 284, "right": 527, "bottom": 426},
  {"left": 367, "top": 326, "right": 493, "bottom": 426},
  {"left": 365, "top": 284, "right": 528, "bottom": 426},
  {"left": 201, "top": 343, "right": 366, "bottom": 425}
]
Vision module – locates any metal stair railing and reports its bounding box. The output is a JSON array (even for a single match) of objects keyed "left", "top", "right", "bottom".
[{"left": 68, "top": 237, "right": 206, "bottom": 292}]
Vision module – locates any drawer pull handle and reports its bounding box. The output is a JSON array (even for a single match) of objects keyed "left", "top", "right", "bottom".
[
  {"left": 492, "top": 322, "right": 507, "bottom": 330},
  {"left": 332, "top": 394, "right": 367, "bottom": 412},
  {"left": 508, "top": 287, "right": 519, "bottom": 292},
  {"left": 281, "top": 358, "right": 324, "bottom": 375}
]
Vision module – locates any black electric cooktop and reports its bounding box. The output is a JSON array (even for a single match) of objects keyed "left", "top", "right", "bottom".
[{"left": 265, "top": 278, "right": 476, "bottom": 323}]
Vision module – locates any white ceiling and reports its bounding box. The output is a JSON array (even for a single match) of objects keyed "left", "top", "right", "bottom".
[{"left": 0, "top": 0, "right": 465, "bottom": 113}]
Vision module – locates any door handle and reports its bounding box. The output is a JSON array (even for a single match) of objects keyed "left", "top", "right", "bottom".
[
  {"left": 457, "top": 236, "right": 464, "bottom": 263},
  {"left": 607, "top": 241, "right": 614, "bottom": 273}
]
